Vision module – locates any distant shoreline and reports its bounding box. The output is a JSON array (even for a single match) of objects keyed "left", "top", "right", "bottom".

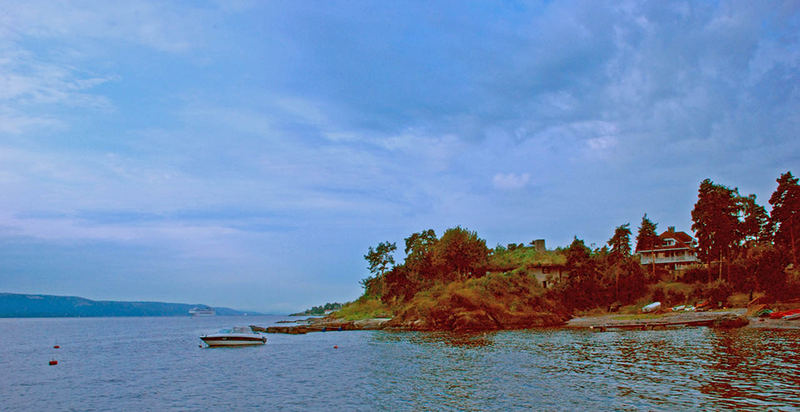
[{"left": 0, "top": 292, "right": 257, "bottom": 318}]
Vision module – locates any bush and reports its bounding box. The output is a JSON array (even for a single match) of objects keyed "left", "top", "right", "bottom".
[
  {"left": 691, "top": 280, "right": 733, "bottom": 307},
  {"left": 651, "top": 287, "right": 665, "bottom": 304},
  {"left": 666, "top": 290, "right": 686, "bottom": 306},
  {"left": 679, "top": 266, "right": 709, "bottom": 283}
]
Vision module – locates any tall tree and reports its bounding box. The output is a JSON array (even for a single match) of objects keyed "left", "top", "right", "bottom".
[
  {"left": 738, "top": 193, "right": 771, "bottom": 247},
  {"left": 361, "top": 241, "right": 397, "bottom": 295},
  {"left": 607, "top": 223, "right": 632, "bottom": 261},
  {"left": 769, "top": 171, "right": 800, "bottom": 266},
  {"left": 635, "top": 214, "right": 660, "bottom": 278},
  {"left": 561, "top": 237, "right": 602, "bottom": 310},
  {"left": 403, "top": 229, "right": 437, "bottom": 280},
  {"left": 607, "top": 223, "right": 632, "bottom": 301},
  {"left": 431, "top": 226, "right": 488, "bottom": 281},
  {"left": 691, "top": 179, "right": 742, "bottom": 280},
  {"left": 364, "top": 241, "right": 397, "bottom": 276}
]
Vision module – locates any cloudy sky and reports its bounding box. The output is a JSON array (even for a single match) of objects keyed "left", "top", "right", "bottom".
[{"left": 1, "top": 1, "right": 798, "bottom": 313}]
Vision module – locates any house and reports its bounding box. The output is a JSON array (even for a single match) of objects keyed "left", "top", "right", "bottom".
[
  {"left": 636, "top": 226, "right": 699, "bottom": 272},
  {"left": 529, "top": 264, "right": 568, "bottom": 289}
]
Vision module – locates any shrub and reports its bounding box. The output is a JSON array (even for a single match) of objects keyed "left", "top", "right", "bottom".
[
  {"left": 699, "top": 280, "right": 733, "bottom": 307},
  {"left": 651, "top": 287, "right": 665, "bottom": 303},
  {"left": 680, "top": 266, "right": 710, "bottom": 283},
  {"left": 666, "top": 290, "right": 686, "bottom": 306}
]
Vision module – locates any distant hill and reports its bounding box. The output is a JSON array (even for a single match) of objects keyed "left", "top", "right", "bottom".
[{"left": 0, "top": 293, "right": 258, "bottom": 318}]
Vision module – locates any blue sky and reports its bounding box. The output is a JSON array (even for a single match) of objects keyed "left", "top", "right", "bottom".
[{"left": 1, "top": 1, "right": 798, "bottom": 313}]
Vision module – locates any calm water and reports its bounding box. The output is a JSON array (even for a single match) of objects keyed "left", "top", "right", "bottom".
[{"left": 1, "top": 316, "right": 798, "bottom": 411}]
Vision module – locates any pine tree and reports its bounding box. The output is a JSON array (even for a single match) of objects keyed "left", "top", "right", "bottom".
[
  {"left": 635, "top": 214, "right": 660, "bottom": 278},
  {"left": 769, "top": 171, "right": 800, "bottom": 266}
]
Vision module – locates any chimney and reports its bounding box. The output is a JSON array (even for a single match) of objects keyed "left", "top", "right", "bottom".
[
  {"left": 534, "top": 239, "right": 546, "bottom": 252},
  {"left": 668, "top": 226, "right": 675, "bottom": 232}
]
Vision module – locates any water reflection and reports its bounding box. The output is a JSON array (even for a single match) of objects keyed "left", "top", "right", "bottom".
[{"left": 370, "top": 327, "right": 800, "bottom": 410}]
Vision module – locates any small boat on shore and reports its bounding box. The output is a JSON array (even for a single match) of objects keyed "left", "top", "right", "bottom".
[
  {"left": 641, "top": 302, "right": 661, "bottom": 313},
  {"left": 769, "top": 308, "right": 800, "bottom": 320},
  {"left": 200, "top": 327, "right": 266, "bottom": 347}
]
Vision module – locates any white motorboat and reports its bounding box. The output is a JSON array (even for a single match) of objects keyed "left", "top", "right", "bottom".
[{"left": 200, "top": 326, "right": 266, "bottom": 347}]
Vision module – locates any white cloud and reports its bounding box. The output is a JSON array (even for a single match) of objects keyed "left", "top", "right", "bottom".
[{"left": 492, "top": 173, "right": 531, "bottom": 190}]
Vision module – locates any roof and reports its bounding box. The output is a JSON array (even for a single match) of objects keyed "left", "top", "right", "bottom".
[
  {"left": 660, "top": 230, "right": 693, "bottom": 244},
  {"left": 637, "top": 229, "right": 696, "bottom": 253}
]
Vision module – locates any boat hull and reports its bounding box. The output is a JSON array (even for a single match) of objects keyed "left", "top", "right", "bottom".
[{"left": 201, "top": 335, "right": 266, "bottom": 347}]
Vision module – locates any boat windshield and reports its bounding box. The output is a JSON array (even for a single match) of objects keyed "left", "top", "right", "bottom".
[{"left": 215, "top": 326, "right": 254, "bottom": 334}]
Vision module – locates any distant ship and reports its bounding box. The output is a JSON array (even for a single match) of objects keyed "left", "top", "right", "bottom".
[{"left": 189, "top": 305, "right": 216, "bottom": 316}]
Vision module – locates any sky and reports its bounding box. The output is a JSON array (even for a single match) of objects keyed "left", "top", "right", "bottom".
[{"left": 0, "top": 1, "right": 798, "bottom": 313}]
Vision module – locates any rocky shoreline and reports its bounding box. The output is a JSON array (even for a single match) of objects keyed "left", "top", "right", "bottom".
[{"left": 254, "top": 309, "right": 799, "bottom": 334}]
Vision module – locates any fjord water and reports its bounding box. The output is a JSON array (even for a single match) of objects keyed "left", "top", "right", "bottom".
[{"left": 1, "top": 316, "right": 798, "bottom": 411}]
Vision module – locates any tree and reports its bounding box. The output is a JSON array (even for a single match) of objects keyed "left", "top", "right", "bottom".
[
  {"left": 607, "top": 223, "right": 633, "bottom": 301},
  {"left": 559, "top": 237, "right": 603, "bottom": 310},
  {"left": 382, "top": 265, "right": 416, "bottom": 304},
  {"left": 607, "top": 223, "right": 632, "bottom": 262},
  {"left": 769, "top": 171, "right": 800, "bottom": 266},
  {"left": 691, "top": 179, "right": 742, "bottom": 281},
  {"left": 606, "top": 256, "right": 646, "bottom": 305},
  {"left": 738, "top": 194, "right": 771, "bottom": 247},
  {"left": 566, "top": 237, "right": 593, "bottom": 269},
  {"left": 750, "top": 245, "right": 789, "bottom": 300},
  {"left": 361, "top": 241, "right": 397, "bottom": 295},
  {"left": 403, "top": 229, "right": 437, "bottom": 281},
  {"left": 635, "top": 214, "right": 660, "bottom": 278},
  {"left": 431, "top": 226, "right": 488, "bottom": 281}
]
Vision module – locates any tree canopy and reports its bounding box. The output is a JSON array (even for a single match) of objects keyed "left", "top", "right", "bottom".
[
  {"left": 607, "top": 223, "right": 632, "bottom": 261},
  {"left": 431, "top": 226, "right": 489, "bottom": 281},
  {"left": 691, "top": 179, "right": 742, "bottom": 268},
  {"left": 635, "top": 214, "right": 659, "bottom": 252},
  {"left": 769, "top": 171, "right": 800, "bottom": 266}
]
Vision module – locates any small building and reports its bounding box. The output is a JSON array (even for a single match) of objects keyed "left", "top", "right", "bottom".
[
  {"left": 529, "top": 264, "right": 568, "bottom": 289},
  {"left": 636, "top": 226, "right": 699, "bottom": 272}
]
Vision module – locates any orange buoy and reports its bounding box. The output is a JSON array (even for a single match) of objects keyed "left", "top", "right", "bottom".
[
  {"left": 53, "top": 345, "right": 60, "bottom": 349},
  {"left": 49, "top": 360, "right": 58, "bottom": 365}
]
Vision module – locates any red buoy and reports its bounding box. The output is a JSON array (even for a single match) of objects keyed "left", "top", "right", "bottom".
[
  {"left": 333, "top": 345, "right": 338, "bottom": 349},
  {"left": 49, "top": 360, "right": 58, "bottom": 366},
  {"left": 53, "top": 345, "right": 60, "bottom": 349}
]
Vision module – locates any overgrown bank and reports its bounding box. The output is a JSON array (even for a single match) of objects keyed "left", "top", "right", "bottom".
[{"left": 331, "top": 171, "right": 799, "bottom": 331}]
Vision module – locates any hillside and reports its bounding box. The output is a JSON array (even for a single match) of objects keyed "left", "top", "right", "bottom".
[{"left": 0, "top": 293, "right": 256, "bottom": 318}]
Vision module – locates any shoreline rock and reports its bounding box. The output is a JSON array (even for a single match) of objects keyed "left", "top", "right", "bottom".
[{"left": 256, "top": 308, "right": 798, "bottom": 335}]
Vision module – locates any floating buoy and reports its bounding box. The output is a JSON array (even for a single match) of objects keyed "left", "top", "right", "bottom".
[
  {"left": 53, "top": 345, "right": 60, "bottom": 349},
  {"left": 333, "top": 345, "right": 338, "bottom": 349},
  {"left": 49, "top": 360, "right": 58, "bottom": 366}
]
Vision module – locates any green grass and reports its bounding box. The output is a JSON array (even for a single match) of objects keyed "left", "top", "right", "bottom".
[
  {"left": 489, "top": 247, "right": 566, "bottom": 270},
  {"left": 332, "top": 295, "right": 393, "bottom": 321}
]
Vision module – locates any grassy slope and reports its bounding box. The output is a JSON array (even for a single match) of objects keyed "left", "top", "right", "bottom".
[
  {"left": 335, "top": 247, "right": 569, "bottom": 330},
  {"left": 488, "top": 247, "right": 566, "bottom": 271}
]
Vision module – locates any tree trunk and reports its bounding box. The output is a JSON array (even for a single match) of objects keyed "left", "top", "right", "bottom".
[
  {"left": 718, "top": 250, "right": 723, "bottom": 281},
  {"left": 651, "top": 251, "right": 655, "bottom": 280},
  {"left": 791, "top": 214, "right": 797, "bottom": 267}
]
